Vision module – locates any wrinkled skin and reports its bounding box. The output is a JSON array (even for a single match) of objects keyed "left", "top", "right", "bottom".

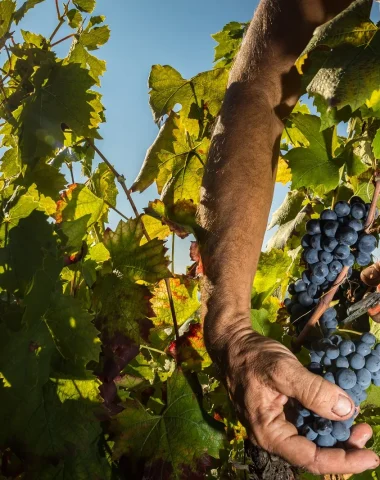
[{"left": 198, "top": 0, "right": 380, "bottom": 474}]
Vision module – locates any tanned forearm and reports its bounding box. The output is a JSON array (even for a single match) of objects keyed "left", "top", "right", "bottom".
[{"left": 198, "top": 0, "right": 354, "bottom": 361}]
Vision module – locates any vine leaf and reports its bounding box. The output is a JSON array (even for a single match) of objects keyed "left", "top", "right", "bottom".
[
  {"left": 168, "top": 323, "right": 211, "bottom": 371},
  {"left": 250, "top": 309, "right": 283, "bottom": 342},
  {"left": 285, "top": 114, "right": 344, "bottom": 192},
  {"left": 276, "top": 158, "right": 292, "bottom": 184},
  {"left": 0, "top": 0, "right": 16, "bottom": 37},
  {"left": 148, "top": 65, "right": 228, "bottom": 134},
  {"left": 268, "top": 191, "right": 306, "bottom": 230},
  {"left": 44, "top": 293, "right": 101, "bottom": 369},
  {"left": 17, "top": 62, "right": 102, "bottom": 164},
  {"left": 73, "top": 0, "right": 95, "bottom": 13},
  {"left": 67, "top": 42, "right": 106, "bottom": 86},
  {"left": 211, "top": 22, "right": 248, "bottom": 68},
  {"left": 252, "top": 249, "right": 293, "bottom": 302},
  {"left": 56, "top": 184, "right": 105, "bottom": 226},
  {"left": 150, "top": 276, "right": 200, "bottom": 330},
  {"left": 104, "top": 218, "right": 171, "bottom": 283},
  {"left": 111, "top": 369, "right": 225, "bottom": 479},
  {"left": 373, "top": 128, "right": 380, "bottom": 159},
  {"left": 94, "top": 275, "right": 152, "bottom": 342}
]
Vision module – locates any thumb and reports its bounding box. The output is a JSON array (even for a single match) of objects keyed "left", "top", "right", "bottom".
[{"left": 279, "top": 363, "right": 355, "bottom": 421}]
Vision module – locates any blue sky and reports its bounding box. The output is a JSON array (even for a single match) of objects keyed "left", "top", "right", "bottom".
[{"left": 17, "top": 0, "right": 380, "bottom": 272}]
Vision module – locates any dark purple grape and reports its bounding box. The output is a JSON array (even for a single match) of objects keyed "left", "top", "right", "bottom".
[
  {"left": 304, "top": 248, "right": 319, "bottom": 264},
  {"left": 334, "top": 201, "right": 350, "bottom": 217},
  {"left": 322, "top": 221, "right": 339, "bottom": 238},
  {"left": 307, "top": 219, "right": 322, "bottom": 235},
  {"left": 336, "top": 227, "right": 358, "bottom": 246},
  {"left": 294, "top": 280, "right": 307, "bottom": 293},
  {"left": 301, "top": 234, "right": 311, "bottom": 248},
  {"left": 334, "top": 245, "right": 350, "bottom": 260},
  {"left": 351, "top": 203, "right": 366, "bottom": 220},
  {"left": 329, "top": 260, "right": 343, "bottom": 274},
  {"left": 321, "top": 237, "right": 338, "bottom": 253},
  {"left": 348, "top": 219, "right": 363, "bottom": 232},
  {"left": 310, "top": 234, "right": 322, "bottom": 250}
]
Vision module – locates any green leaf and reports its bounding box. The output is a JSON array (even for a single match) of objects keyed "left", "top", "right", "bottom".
[
  {"left": 21, "top": 29, "right": 45, "bottom": 46},
  {"left": 0, "top": 0, "right": 16, "bottom": 37},
  {"left": 149, "top": 65, "right": 228, "bottom": 132},
  {"left": 93, "top": 274, "right": 152, "bottom": 342},
  {"left": 67, "top": 42, "right": 106, "bottom": 86},
  {"left": 56, "top": 184, "right": 105, "bottom": 226},
  {"left": 211, "top": 22, "right": 248, "bottom": 68},
  {"left": 104, "top": 218, "right": 171, "bottom": 283},
  {"left": 88, "top": 161, "right": 118, "bottom": 221},
  {"left": 60, "top": 215, "right": 90, "bottom": 251},
  {"left": 24, "top": 161, "right": 67, "bottom": 198},
  {"left": 13, "top": 0, "right": 44, "bottom": 24},
  {"left": 150, "top": 276, "right": 200, "bottom": 330},
  {"left": 285, "top": 114, "right": 344, "bottom": 192},
  {"left": 44, "top": 293, "right": 100, "bottom": 370},
  {"left": 111, "top": 369, "right": 225, "bottom": 477},
  {"left": 253, "top": 249, "right": 294, "bottom": 301},
  {"left": 250, "top": 309, "right": 283, "bottom": 341},
  {"left": 373, "top": 128, "right": 380, "bottom": 159},
  {"left": 18, "top": 62, "right": 102, "bottom": 163},
  {"left": 80, "top": 24, "right": 110, "bottom": 50},
  {"left": 67, "top": 8, "right": 82, "bottom": 28},
  {"left": 73, "top": 0, "right": 95, "bottom": 13}
]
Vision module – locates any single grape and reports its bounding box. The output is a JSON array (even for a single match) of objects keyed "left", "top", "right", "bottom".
[
  {"left": 321, "top": 209, "right": 338, "bottom": 221},
  {"left": 365, "top": 354, "right": 380, "bottom": 373},
  {"left": 304, "top": 248, "right": 320, "bottom": 265},
  {"left": 358, "top": 234, "right": 377, "bottom": 254},
  {"left": 322, "top": 355, "right": 332, "bottom": 367},
  {"left": 349, "top": 353, "right": 365, "bottom": 370},
  {"left": 311, "top": 274, "right": 326, "bottom": 285},
  {"left": 311, "top": 262, "right": 329, "bottom": 278},
  {"left": 373, "top": 377, "right": 380, "bottom": 387},
  {"left": 374, "top": 344, "right": 380, "bottom": 356},
  {"left": 288, "top": 283, "right": 296, "bottom": 295},
  {"left": 325, "top": 345, "right": 340, "bottom": 359},
  {"left": 341, "top": 415, "right": 355, "bottom": 428},
  {"left": 323, "top": 221, "right": 339, "bottom": 238},
  {"left": 301, "top": 424, "right": 318, "bottom": 441},
  {"left": 371, "top": 370, "right": 380, "bottom": 381},
  {"left": 339, "top": 340, "right": 355, "bottom": 356},
  {"left": 310, "top": 352, "right": 322, "bottom": 363},
  {"left": 361, "top": 333, "right": 376, "bottom": 346},
  {"left": 302, "top": 270, "right": 311, "bottom": 284},
  {"left": 321, "top": 308, "right": 337, "bottom": 322},
  {"left": 336, "top": 356, "right": 349, "bottom": 368},
  {"left": 319, "top": 250, "right": 333, "bottom": 265},
  {"left": 301, "top": 234, "right": 311, "bottom": 248},
  {"left": 348, "top": 219, "right": 363, "bottom": 232},
  {"left": 329, "top": 260, "right": 343, "bottom": 275},
  {"left": 334, "top": 201, "right": 350, "bottom": 217},
  {"left": 298, "top": 292, "right": 314, "bottom": 307},
  {"left": 356, "top": 368, "right": 372, "bottom": 388},
  {"left": 336, "top": 227, "right": 358, "bottom": 246},
  {"left": 295, "top": 414, "right": 304, "bottom": 428},
  {"left": 334, "top": 245, "right": 350, "bottom": 260},
  {"left": 356, "top": 251, "right": 372, "bottom": 266},
  {"left": 342, "top": 254, "right": 355, "bottom": 267},
  {"left": 324, "top": 372, "right": 336, "bottom": 384},
  {"left": 356, "top": 343, "right": 371, "bottom": 357},
  {"left": 298, "top": 407, "right": 311, "bottom": 417},
  {"left": 326, "top": 271, "right": 338, "bottom": 282},
  {"left": 307, "top": 283, "right": 318, "bottom": 298},
  {"left": 316, "top": 434, "right": 337, "bottom": 447},
  {"left": 357, "top": 389, "right": 368, "bottom": 403},
  {"left": 310, "top": 234, "right": 322, "bottom": 250},
  {"left": 321, "top": 237, "right": 338, "bottom": 253},
  {"left": 294, "top": 280, "right": 307, "bottom": 293},
  {"left": 324, "top": 319, "right": 338, "bottom": 330},
  {"left": 351, "top": 203, "right": 366, "bottom": 220},
  {"left": 336, "top": 368, "right": 357, "bottom": 389},
  {"left": 332, "top": 422, "right": 350, "bottom": 441},
  {"left": 314, "top": 418, "right": 333, "bottom": 436},
  {"left": 307, "top": 219, "right": 322, "bottom": 235},
  {"left": 351, "top": 384, "right": 363, "bottom": 397}
]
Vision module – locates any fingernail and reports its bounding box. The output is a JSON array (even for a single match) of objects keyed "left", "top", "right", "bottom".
[{"left": 332, "top": 395, "right": 353, "bottom": 416}]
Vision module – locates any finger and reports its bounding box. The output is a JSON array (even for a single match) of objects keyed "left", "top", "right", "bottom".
[
  {"left": 275, "top": 362, "right": 355, "bottom": 421},
  {"left": 345, "top": 423, "right": 373, "bottom": 449},
  {"left": 251, "top": 410, "right": 379, "bottom": 475}
]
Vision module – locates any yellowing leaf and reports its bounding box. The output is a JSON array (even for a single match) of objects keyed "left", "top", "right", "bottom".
[{"left": 276, "top": 158, "right": 292, "bottom": 184}]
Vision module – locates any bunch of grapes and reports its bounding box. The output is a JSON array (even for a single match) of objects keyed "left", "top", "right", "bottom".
[
  {"left": 285, "top": 197, "right": 377, "bottom": 333},
  {"left": 295, "top": 332, "right": 380, "bottom": 447}
]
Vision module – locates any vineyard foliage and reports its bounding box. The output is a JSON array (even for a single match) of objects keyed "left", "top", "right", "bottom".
[{"left": 0, "top": 0, "right": 380, "bottom": 479}]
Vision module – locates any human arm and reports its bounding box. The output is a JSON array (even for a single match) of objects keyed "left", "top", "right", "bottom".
[{"left": 198, "top": 0, "right": 380, "bottom": 474}]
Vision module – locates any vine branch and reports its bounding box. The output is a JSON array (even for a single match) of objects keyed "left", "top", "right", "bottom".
[
  {"left": 292, "top": 266, "right": 349, "bottom": 350},
  {"left": 87, "top": 139, "right": 180, "bottom": 341},
  {"left": 364, "top": 171, "right": 380, "bottom": 232}
]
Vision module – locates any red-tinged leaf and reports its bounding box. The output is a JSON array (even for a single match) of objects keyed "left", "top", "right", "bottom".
[
  {"left": 167, "top": 323, "right": 211, "bottom": 371},
  {"left": 111, "top": 369, "right": 225, "bottom": 479}
]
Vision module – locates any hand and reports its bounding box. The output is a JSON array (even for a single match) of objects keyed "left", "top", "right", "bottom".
[{"left": 216, "top": 330, "right": 380, "bottom": 475}]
